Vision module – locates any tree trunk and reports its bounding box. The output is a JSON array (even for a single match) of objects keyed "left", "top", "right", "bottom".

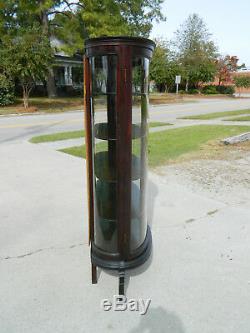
[
  {"left": 47, "top": 67, "right": 57, "bottom": 98},
  {"left": 40, "top": 5, "right": 57, "bottom": 98},
  {"left": 239, "top": 87, "right": 242, "bottom": 97},
  {"left": 22, "top": 86, "right": 29, "bottom": 109},
  {"left": 185, "top": 79, "right": 189, "bottom": 92}
]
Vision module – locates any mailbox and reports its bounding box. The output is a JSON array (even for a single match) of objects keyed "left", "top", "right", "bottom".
[{"left": 84, "top": 36, "right": 155, "bottom": 294}]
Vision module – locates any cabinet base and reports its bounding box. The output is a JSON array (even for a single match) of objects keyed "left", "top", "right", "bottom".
[{"left": 91, "top": 226, "right": 152, "bottom": 271}]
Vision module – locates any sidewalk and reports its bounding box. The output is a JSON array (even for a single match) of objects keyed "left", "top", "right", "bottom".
[
  {"left": 36, "top": 118, "right": 250, "bottom": 151},
  {"left": 0, "top": 141, "right": 250, "bottom": 333}
]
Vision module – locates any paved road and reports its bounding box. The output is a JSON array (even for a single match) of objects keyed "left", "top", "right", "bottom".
[{"left": 1, "top": 97, "right": 250, "bottom": 144}]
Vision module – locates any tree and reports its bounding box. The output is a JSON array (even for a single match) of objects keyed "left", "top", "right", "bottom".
[
  {"left": 216, "top": 55, "right": 246, "bottom": 86},
  {"left": 149, "top": 39, "right": 180, "bottom": 92},
  {"left": 0, "top": 0, "right": 165, "bottom": 97},
  {"left": 216, "top": 55, "right": 238, "bottom": 85},
  {"left": 234, "top": 75, "right": 250, "bottom": 96},
  {"left": 115, "top": 0, "right": 165, "bottom": 37},
  {"left": 52, "top": 0, "right": 165, "bottom": 53},
  {"left": 0, "top": 26, "right": 53, "bottom": 108},
  {"left": 0, "top": 74, "right": 15, "bottom": 106},
  {"left": 173, "top": 14, "right": 218, "bottom": 91}
]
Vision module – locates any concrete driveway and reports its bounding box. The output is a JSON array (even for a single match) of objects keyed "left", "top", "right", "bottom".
[{"left": 0, "top": 98, "right": 250, "bottom": 332}]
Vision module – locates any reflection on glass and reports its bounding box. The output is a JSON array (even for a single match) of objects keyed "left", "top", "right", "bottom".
[
  {"left": 91, "top": 54, "right": 150, "bottom": 253},
  {"left": 91, "top": 55, "right": 118, "bottom": 253},
  {"left": 130, "top": 57, "right": 149, "bottom": 251},
  {"left": 91, "top": 55, "right": 117, "bottom": 94},
  {"left": 93, "top": 94, "right": 116, "bottom": 139},
  {"left": 132, "top": 58, "right": 149, "bottom": 94},
  {"left": 94, "top": 179, "right": 117, "bottom": 252}
]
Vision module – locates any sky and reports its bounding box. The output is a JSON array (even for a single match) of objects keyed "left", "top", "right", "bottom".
[{"left": 150, "top": 0, "right": 250, "bottom": 66}]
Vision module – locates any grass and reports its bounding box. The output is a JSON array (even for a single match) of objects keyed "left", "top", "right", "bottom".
[
  {"left": 30, "top": 130, "right": 85, "bottom": 143},
  {"left": 149, "top": 93, "right": 184, "bottom": 104},
  {"left": 149, "top": 122, "right": 172, "bottom": 127},
  {"left": 0, "top": 93, "right": 198, "bottom": 115},
  {"left": 224, "top": 115, "right": 250, "bottom": 122},
  {"left": 30, "top": 122, "right": 172, "bottom": 143},
  {"left": 179, "top": 109, "right": 250, "bottom": 120},
  {"left": 0, "top": 97, "right": 83, "bottom": 115},
  {"left": 59, "top": 125, "right": 250, "bottom": 168},
  {"left": 0, "top": 94, "right": 178, "bottom": 115}
]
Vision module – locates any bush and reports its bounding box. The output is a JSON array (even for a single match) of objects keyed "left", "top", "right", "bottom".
[
  {"left": 234, "top": 75, "right": 250, "bottom": 88},
  {"left": 0, "top": 87, "right": 15, "bottom": 106},
  {"left": 216, "top": 85, "right": 235, "bottom": 95},
  {"left": 202, "top": 85, "right": 217, "bottom": 94},
  {"left": 188, "top": 88, "right": 200, "bottom": 94},
  {"left": 0, "top": 75, "right": 15, "bottom": 106},
  {"left": 202, "top": 84, "right": 235, "bottom": 95}
]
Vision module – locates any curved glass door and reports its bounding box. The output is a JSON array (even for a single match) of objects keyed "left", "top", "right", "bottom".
[
  {"left": 90, "top": 55, "right": 118, "bottom": 253},
  {"left": 130, "top": 57, "right": 150, "bottom": 251},
  {"left": 90, "top": 54, "right": 150, "bottom": 254}
]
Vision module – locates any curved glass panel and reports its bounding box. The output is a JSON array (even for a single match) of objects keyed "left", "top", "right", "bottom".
[
  {"left": 90, "top": 55, "right": 118, "bottom": 253},
  {"left": 132, "top": 57, "right": 149, "bottom": 94},
  {"left": 130, "top": 57, "right": 149, "bottom": 251},
  {"left": 91, "top": 56, "right": 117, "bottom": 94}
]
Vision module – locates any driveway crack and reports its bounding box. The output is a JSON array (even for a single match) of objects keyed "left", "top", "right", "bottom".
[{"left": 1, "top": 242, "right": 85, "bottom": 261}]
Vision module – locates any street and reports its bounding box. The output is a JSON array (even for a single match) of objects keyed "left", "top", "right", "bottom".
[{"left": 1, "top": 97, "right": 250, "bottom": 145}]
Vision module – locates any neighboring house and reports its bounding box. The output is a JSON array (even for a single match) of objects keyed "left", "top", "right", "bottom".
[
  {"left": 53, "top": 55, "right": 83, "bottom": 89},
  {"left": 35, "top": 38, "right": 83, "bottom": 96}
]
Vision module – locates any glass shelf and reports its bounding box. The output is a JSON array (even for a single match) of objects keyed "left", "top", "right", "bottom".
[
  {"left": 96, "top": 180, "right": 141, "bottom": 220},
  {"left": 94, "top": 216, "right": 118, "bottom": 252},
  {"left": 95, "top": 180, "right": 116, "bottom": 220},
  {"left": 94, "top": 152, "right": 141, "bottom": 181},
  {"left": 96, "top": 217, "right": 117, "bottom": 241},
  {"left": 95, "top": 216, "right": 143, "bottom": 250},
  {"left": 94, "top": 180, "right": 144, "bottom": 252},
  {"left": 94, "top": 123, "right": 145, "bottom": 140},
  {"left": 92, "top": 92, "right": 116, "bottom": 96}
]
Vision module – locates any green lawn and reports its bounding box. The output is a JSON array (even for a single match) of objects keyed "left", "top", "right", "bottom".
[
  {"left": 179, "top": 109, "right": 250, "bottom": 120},
  {"left": 149, "top": 122, "right": 172, "bottom": 127},
  {"left": 30, "top": 122, "right": 172, "bottom": 143},
  {"left": 30, "top": 130, "right": 85, "bottom": 143},
  {"left": 224, "top": 115, "right": 250, "bottom": 122},
  {"left": 0, "top": 97, "right": 83, "bottom": 115},
  {"left": 59, "top": 125, "right": 250, "bottom": 167},
  {"left": 0, "top": 93, "right": 188, "bottom": 115}
]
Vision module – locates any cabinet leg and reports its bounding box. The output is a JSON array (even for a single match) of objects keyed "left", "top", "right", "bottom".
[
  {"left": 118, "top": 270, "right": 125, "bottom": 296},
  {"left": 92, "top": 264, "right": 97, "bottom": 284}
]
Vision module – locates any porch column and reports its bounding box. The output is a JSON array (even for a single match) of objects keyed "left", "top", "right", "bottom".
[
  {"left": 64, "top": 66, "right": 69, "bottom": 85},
  {"left": 68, "top": 66, "right": 73, "bottom": 85}
]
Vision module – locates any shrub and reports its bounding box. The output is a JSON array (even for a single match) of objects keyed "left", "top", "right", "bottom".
[
  {"left": 202, "top": 85, "right": 217, "bottom": 94},
  {"left": 234, "top": 76, "right": 250, "bottom": 88},
  {"left": 216, "top": 85, "right": 235, "bottom": 95},
  {"left": 202, "top": 84, "right": 235, "bottom": 95},
  {"left": 0, "top": 87, "right": 15, "bottom": 106},
  {"left": 0, "top": 75, "right": 15, "bottom": 106},
  {"left": 188, "top": 88, "right": 200, "bottom": 94}
]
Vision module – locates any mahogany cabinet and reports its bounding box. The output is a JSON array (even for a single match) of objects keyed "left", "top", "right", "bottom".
[{"left": 84, "top": 36, "right": 155, "bottom": 294}]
